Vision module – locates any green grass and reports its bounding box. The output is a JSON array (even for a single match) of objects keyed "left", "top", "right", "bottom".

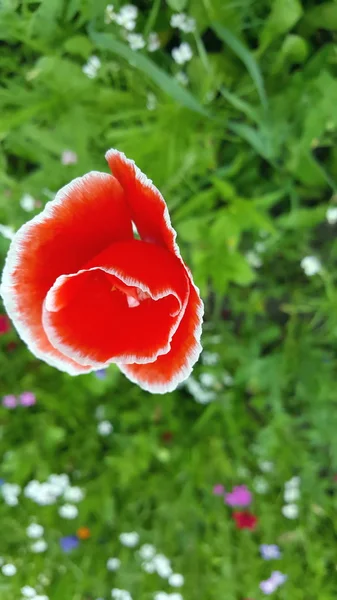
[{"left": 1, "top": 0, "right": 337, "bottom": 599}]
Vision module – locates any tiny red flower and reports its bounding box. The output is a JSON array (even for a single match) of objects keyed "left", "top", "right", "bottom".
[
  {"left": 0, "top": 314, "right": 10, "bottom": 334},
  {"left": 233, "top": 511, "right": 258, "bottom": 530},
  {"left": 1, "top": 150, "right": 203, "bottom": 393}
]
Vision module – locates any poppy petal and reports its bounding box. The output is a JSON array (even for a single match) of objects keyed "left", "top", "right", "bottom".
[
  {"left": 118, "top": 280, "right": 203, "bottom": 393},
  {"left": 105, "top": 149, "right": 179, "bottom": 256},
  {"left": 42, "top": 239, "right": 190, "bottom": 367},
  {"left": 1, "top": 172, "right": 132, "bottom": 374}
]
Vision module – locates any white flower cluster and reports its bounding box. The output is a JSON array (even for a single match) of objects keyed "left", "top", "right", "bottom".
[
  {"left": 23, "top": 473, "right": 83, "bottom": 519},
  {"left": 105, "top": 4, "right": 159, "bottom": 52},
  {"left": 126, "top": 33, "right": 145, "bottom": 51},
  {"left": 282, "top": 476, "right": 300, "bottom": 519},
  {"left": 170, "top": 13, "right": 195, "bottom": 33},
  {"left": 171, "top": 42, "right": 193, "bottom": 65},
  {"left": 26, "top": 522, "right": 48, "bottom": 553},
  {"left": 21, "top": 586, "right": 49, "bottom": 599},
  {"left": 82, "top": 56, "right": 101, "bottom": 79},
  {"left": 154, "top": 593, "right": 183, "bottom": 600},
  {"left": 98, "top": 419, "right": 114, "bottom": 436},
  {"left": 185, "top": 377, "right": 216, "bottom": 404},
  {"left": 107, "top": 557, "right": 121, "bottom": 571},
  {"left": 2, "top": 483, "right": 21, "bottom": 506},
  {"left": 246, "top": 250, "right": 262, "bottom": 269},
  {"left": 138, "top": 545, "right": 184, "bottom": 588},
  {"left": 0, "top": 224, "right": 15, "bottom": 240},
  {"left": 300, "top": 256, "right": 321, "bottom": 277}
]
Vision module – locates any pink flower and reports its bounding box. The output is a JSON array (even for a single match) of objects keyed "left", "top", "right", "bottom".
[
  {"left": 225, "top": 485, "right": 252, "bottom": 507},
  {"left": 213, "top": 484, "right": 225, "bottom": 496},
  {"left": 61, "top": 150, "right": 78, "bottom": 165},
  {"left": 2, "top": 395, "right": 17, "bottom": 409},
  {"left": 0, "top": 315, "right": 10, "bottom": 334},
  {"left": 19, "top": 392, "right": 36, "bottom": 406}
]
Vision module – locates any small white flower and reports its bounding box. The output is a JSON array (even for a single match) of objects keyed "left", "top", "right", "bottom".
[
  {"left": 153, "top": 554, "right": 172, "bottom": 579},
  {"left": 285, "top": 476, "right": 300, "bottom": 489},
  {"left": 26, "top": 523, "right": 44, "bottom": 539},
  {"left": 170, "top": 13, "right": 195, "bottom": 33},
  {"left": 105, "top": 4, "right": 116, "bottom": 24},
  {"left": 83, "top": 56, "right": 101, "bottom": 79},
  {"left": 2, "top": 483, "right": 21, "bottom": 497},
  {"left": 172, "top": 42, "right": 193, "bottom": 65},
  {"left": 127, "top": 33, "right": 145, "bottom": 51},
  {"left": 326, "top": 206, "right": 337, "bottom": 224},
  {"left": 98, "top": 420, "right": 113, "bottom": 436},
  {"left": 63, "top": 486, "right": 84, "bottom": 503},
  {"left": 301, "top": 256, "right": 322, "bottom": 276},
  {"left": 246, "top": 250, "right": 262, "bottom": 268},
  {"left": 148, "top": 32, "right": 160, "bottom": 52},
  {"left": 33, "top": 596, "right": 49, "bottom": 600},
  {"left": 154, "top": 594, "right": 168, "bottom": 600},
  {"left": 202, "top": 351, "right": 219, "bottom": 366},
  {"left": 186, "top": 377, "right": 216, "bottom": 404},
  {"left": 119, "top": 531, "right": 139, "bottom": 547},
  {"left": 169, "top": 573, "right": 184, "bottom": 587},
  {"left": 146, "top": 93, "right": 157, "bottom": 111},
  {"left": 259, "top": 460, "right": 274, "bottom": 473},
  {"left": 284, "top": 486, "right": 300, "bottom": 503},
  {"left": 61, "top": 150, "right": 78, "bottom": 165},
  {"left": 0, "top": 224, "right": 15, "bottom": 240},
  {"left": 115, "top": 4, "right": 138, "bottom": 30},
  {"left": 2, "top": 563, "right": 16, "bottom": 576},
  {"left": 199, "top": 373, "right": 216, "bottom": 388},
  {"left": 111, "top": 589, "right": 132, "bottom": 600},
  {"left": 21, "top": 586, "right": 36, "bottom": 598},
  {"left": 4, "top": 495, "right": 18, "bottom": 506},
  {"left": 107, "top": 557, "right": 121, "bottom": 571},
  {"left": 142, "top": 560, "right": 156, "bottom": 573},
  {"left": 253, "top": 476, "right": 269, "bottom": 494},
  {"left": 139, "top": 544, "right": 156, "bottom": 560},
  {"left": 175, "top": 71, "right": 188, "bottom": 86},
  {"left": 31, "top": 539, "right": 48, "bottom": 553},
  {"left": 223, "top": 373, "right": 234, "bottom": 386},
  {"left": 281, "top": 503, "right": 299, "bottom": 519},
  {"left": 20, "top": 193, "right": 35, "bottom": 212},
  {"left": 170, "top": 595, "right": 183, "bottom": 600},
  {"left": 58, "top": 504, "right": 78, "bottom": 519},
  {"left": 48, "top": 474, "right": 69, "bottom": 494}
]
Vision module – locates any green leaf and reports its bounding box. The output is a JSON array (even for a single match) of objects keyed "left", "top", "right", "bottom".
[
  {"left": 259, "top": 0, "right": 303, "bottom": 51},
  {"left": 212, "top": 23, "right": 268, "bottom": 109},
  {"left": 90, "top": 32, "right": 209, "bottom": 117},
  {"left": 64, "top": 35, "right": 93, "bottom": 58},
  {"left": 304, "top": 2, "right": 337, "bottom": 30},
  {"left": 166, "top": 0, "right": 188, "bottom": 10}
]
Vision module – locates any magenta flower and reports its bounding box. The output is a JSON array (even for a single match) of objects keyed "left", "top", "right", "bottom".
[
  {"left": 225, "top": 485, "right": 252, "bottom": 507},
  {"left": 2, "top": 395, "right": 17, "bottom": 409},
  {"left": 19, "top": 392, "right": 36, "bottom": 407},
  {"left": 213, "top": 484, "right": 225, "bottom": 496}
]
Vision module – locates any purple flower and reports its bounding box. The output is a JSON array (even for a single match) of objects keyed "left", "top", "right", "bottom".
[
  {"left": 60, "top": 535, "right": 79, "bottom": 552},
  {"left": 270, "top": 571, "right": 287, "bottom": 586},
  {"left": 260, "top": 544, "right": 281, "bottom": 560},
  {"left": 2, "top": 395, "right": 17, "bottom": 409},
  {"left": 213, "top": 484, "right": 225, "bottom": 496},
  {"left": 95, "top": 369, "right": 107, "bottom": 380},
  {"left": 260, "top": 571, "right": 287, "bottom": 595},
  {"left": 19, "top": 392, "right": 36, "bottom": 407},
  {"left": 225, "top": 485, "right": 252, "bottom": 507}
]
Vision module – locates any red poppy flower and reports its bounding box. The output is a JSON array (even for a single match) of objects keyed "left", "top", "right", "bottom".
[
  {"left": 0, "top": 314, "right": 10, "bottom": 334},
  {"left": 1, "top": 149, "right": 203, "bottom": 393},
  {"left": 233, "top": 511, "right": 258, "bottom": 530}
]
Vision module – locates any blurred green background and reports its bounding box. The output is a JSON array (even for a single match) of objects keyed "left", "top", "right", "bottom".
[{"left": 1, "top": 0, "right": 337, "bottom": 598}]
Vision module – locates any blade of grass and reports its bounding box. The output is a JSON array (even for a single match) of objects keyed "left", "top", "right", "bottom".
[
  {"left": 212, "top": 23, "right": 268, "bottom": 109},
  {"left": 90, "top": 32, "right": 209, "bottom": 117}
]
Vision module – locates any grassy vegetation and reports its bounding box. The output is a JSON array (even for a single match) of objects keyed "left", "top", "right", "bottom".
[{"left": 1, "top": 1, "right": 337, "bottom": 598}]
